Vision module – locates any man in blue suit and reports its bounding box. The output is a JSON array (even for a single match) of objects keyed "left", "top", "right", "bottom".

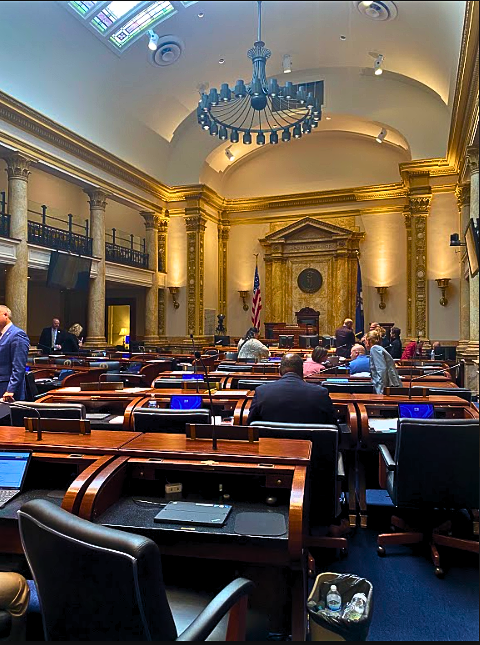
[{"left": 0, "top": 305, "right": 30, "bottom": 402}]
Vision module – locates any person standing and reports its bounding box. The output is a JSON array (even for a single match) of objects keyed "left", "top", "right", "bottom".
[
  {"left": 38, "top": 317, "right": 64, "bottom": 354},
  {"left": 334, "top": 318, "right": 356, "bottom": 358},
  {"left": 387, "top": 326, "right": 403, "bottom": 359},
  {"left": 364, "top": 330, "right": 401, "bottom": 394},
  {"left": 60, "top": 323, "right": 83, "bottom": 353},
  {"left": 0, "top": 305, "right": 30, "bottom": 402},
  {"left": 237, "top": 327, "right": 269, "bottom": 361}
]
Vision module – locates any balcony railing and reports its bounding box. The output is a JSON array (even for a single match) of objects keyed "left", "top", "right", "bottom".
[
  {"left": 105, "top": 228, "right": 148, "bottom": 269},
  {"left": 28, "top": 205, "right": 92, "bottom": 255},
  {"left": 0, "top": 193, "right": 10, "bottom": 237}
]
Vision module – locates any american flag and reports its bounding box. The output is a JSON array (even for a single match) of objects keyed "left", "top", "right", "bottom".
[{"left": 251, "top": 262, "right": 262, "bottom": 330}]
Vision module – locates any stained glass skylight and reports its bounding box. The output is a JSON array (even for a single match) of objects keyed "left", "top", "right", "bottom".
[
  {"left": 62, "top": 0, "right": 190, "bottom": 54},
  {"left": 110, "top": 1, "right": 175, "bottom": 48}
]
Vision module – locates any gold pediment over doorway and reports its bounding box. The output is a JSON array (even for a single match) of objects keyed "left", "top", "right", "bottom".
[{"left": 263, "top": 217, "right": 354, "bottom": 244}]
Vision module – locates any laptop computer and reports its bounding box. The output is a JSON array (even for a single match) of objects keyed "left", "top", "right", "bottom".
[
  {"left": 0, "top": 450, "right": 32, "bottom": 508},
  {"left": 154, "top": 501, "right": 232, "bottom": 526},
  {"left": 398, "top": 403, "right": 435, "bottom": 419},
  {"left": 170, "top": 395, "right": 203, "bottom": 410}
]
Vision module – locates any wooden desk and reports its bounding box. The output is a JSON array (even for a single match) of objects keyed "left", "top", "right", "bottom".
[
  {"left": 0, "top": 427, "right": 141, "bottom": 454},
  {"left": 76, "top": 434, "right": 310, "bottom": 640}
]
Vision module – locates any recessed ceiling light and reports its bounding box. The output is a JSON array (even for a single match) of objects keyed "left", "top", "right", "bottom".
[
  {"left": 376, "top": 127, "right": 387, "bottom": 143},
  {"left": 219, "top": 58, "right": 225, "bottom": 64},
  {"left": 340, "top": 35, "right": 347, "bottom": 41},
  {"left": 197, "top": 12, "right": 204, "bottom": 18},
  {"left": 326, "top": 116, "right": 332, "bottom": 120}
]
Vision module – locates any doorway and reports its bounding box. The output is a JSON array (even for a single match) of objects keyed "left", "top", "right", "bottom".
[{"left": 107, "top": 304, "right": 130, "bottom": 347}]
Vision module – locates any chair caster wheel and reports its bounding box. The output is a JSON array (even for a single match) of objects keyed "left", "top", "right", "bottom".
[
  {"left": 377, "top": 545, "right": 386, "bottom": 557},
  {"left": 340, "top": 547, "right": 348, "bottom": 558},
  {"left": 434, "top": 567, "right": 444, "bottom": 578}
]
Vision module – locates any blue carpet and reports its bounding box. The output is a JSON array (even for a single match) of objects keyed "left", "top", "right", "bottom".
[{"left": 312, "top": 521, "right": 479, "bottom": 641}]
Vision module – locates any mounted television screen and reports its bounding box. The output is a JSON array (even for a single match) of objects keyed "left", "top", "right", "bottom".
[
  {"left": 465, "top": 218, "right": 479, "bottom": 278},
  {"left": 47, "top": 251, "right": 92, "bottom": 291}
]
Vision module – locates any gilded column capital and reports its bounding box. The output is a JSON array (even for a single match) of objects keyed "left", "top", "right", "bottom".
[
  {"left": 218, "top": 222, "right": 231, "bottom": 241},
  {"left": 185, "top": 214, "right": 207, "bottom": 233},
  {"left": 408, "top": 195, "right": 431, "bottom": 215},
  {"left": 140, "top": 210, "right": 162, "bottom": 230},
  {"left": 467, "top": 146, "right": 479, "bottom": 175},
  {"left": 157, "top": 218, "right": 169, "bottom": 234},
  {"left": 85, "top": 188, "right": 108, "bottom": 210},
  {"left": 456, "top": 183, "right": 471, "bottom": 209},
  {"left": 3, "top": 152, "right": 34, "bottom": 181}
]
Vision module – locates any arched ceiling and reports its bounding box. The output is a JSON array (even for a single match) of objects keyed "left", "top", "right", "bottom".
[{"left": 0, "top": 1, "right": 466, "bottom": 186}]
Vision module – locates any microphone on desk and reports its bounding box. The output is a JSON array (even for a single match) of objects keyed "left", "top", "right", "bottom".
[
  {"left": 189, "top": 334, "right": 200, "bottom": 394},
  {"left": 407, "top": 362, "right": 462, "bottom": 400},
  {"left": 4, "top": 401, "right": 42, "bottom": 441},
  {"left": 194, "top": 351, "right": 217, "bottom": 450}
]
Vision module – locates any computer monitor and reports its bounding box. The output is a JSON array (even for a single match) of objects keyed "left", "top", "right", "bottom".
[
  {"left": 170, "top": 395, "right": 203, "bottom": 410},
  {"left": 214, "top": 335, "right": 231, "bottom": 346},
  {"left": 398, "top": 403, "right": 435, "bottom": 419},
  {"left": 278, "top": 335, "right": 294, "bottom": 348},
  {"left": 299, "top": 335, "right": 319, "bottom": 349}
]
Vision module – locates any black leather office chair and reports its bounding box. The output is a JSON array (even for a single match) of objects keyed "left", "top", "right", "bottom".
[
  {"left": 133, "top": 408, "right": 212, "bottom": 433},
  {"left": 237, "top": 380, "right": 268, "bottom": 391},
  {"left": 249, "top": 422, "right": 348, "bottom": 560},
  {"left": 103, "top": 373, "right": 147, "bottom": 387},
  {"left": 216, "top": 364, "right": 253, "bottom": 373},
  {"left": 420, "top": 387, "right": 472, "bottom": 403},
  {"left": 10, "top": 402, "right": 86, "bottom": 427},
  {"left": 18, "top": 499, "right": 254, "bottom": 641},
  {"left": 24, "top": 372, "right": 48, "bottom": 402},
  {"left": 322, "top": 382, "right": 375, "bottom": 394},
  {"left": 154, "top": 378, "right": 188, "bottom": 389},
  {"left": 377, "top": 418, "right": 479, "bottom": 577}
]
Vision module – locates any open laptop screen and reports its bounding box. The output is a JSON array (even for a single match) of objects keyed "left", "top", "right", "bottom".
[
  {"left": 170, "top": 395, "right": 203, "bottom": 410},
  {"left": 0, "top": 451, "right": 31, "bottom": 489},
  {"left": 398, "top": 403, "right": 435, "bottom": 419}
]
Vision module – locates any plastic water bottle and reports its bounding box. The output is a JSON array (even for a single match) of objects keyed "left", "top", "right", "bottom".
[
  {"left": 326, "top": 585, "right": 342, "bottom": 614},
  {"left": 430, "top": 348, "right": 435, "bottom": 360},
  {"left": 342, "top": 593, "right": 367, "bottom": 621}
]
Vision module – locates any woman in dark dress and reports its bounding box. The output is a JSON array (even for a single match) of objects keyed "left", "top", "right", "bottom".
[
  {"left": 61, "top": 323, "right": 83, "bottom": 353},
  {"left": 387, "top": 326, "right": 403, "bottom": 359}
]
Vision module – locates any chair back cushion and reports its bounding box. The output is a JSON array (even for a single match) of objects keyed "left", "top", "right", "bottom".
[
  {"left": 237, "top": 380, "right": 269, "bottom": 391},
  {"left": 18, "top": 499, "right": 176, "bottom": 641},
  {"left": 133, "top": 408, "right": 212, "bottom": 433},
  {"left": 250, "top": 422, "right": 339, "bottom": 525},
  {"left": 425, "top": 387, "right": 472, "bottom": 403},
  {"left": 322, "top": 382, "right": 374, "bottom": 394},
  {"left": 10, "top": 402, "right": 86, "bottom": 427},
  {"left": 89, "top": 361, "right": 121, "bottom": 371},
  {"left": 393, "top": 419, "right": 479, "bottom": 508}
]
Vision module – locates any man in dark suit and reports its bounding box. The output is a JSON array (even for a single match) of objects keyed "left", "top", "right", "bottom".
[
  {"left": 38, "top": 317, "right": 64, "bottom": 354},
  {"left": 0, "top": 305, "right": 30, "bottom": 402},
  {"left": 334, "top": 318, "right": 356, "bottom": 358},
  {"left": 247, "top": 353, "right": 337, "bottom": 425}
]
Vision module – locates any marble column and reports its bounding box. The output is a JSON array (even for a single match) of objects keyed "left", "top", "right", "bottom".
[
  {"left": 141, "top": 211, "right": 161, "bottom": 345},
  {"left": 404, "top": 192, "right": 431, "bottom": 340},
  {"left": 157, "top": 216, "right": 168, "bottom": 338},
  {"left": 464, "top": 147, "right": 479, "bottom": 393},
  {"left": 185, "top": 199, "right": 207, "bottom": 336},
  {"left": 217, "top": 220, "right": 230, "bottom": 326},
  {"left": 455, "top": 184, "right": 471, "bottom": 355},
  {"left": 3, "top": 153, "right": 33, "bottom": 331},
  {"left": 84, "top": 189, "right": 107, "bottom": 347}
]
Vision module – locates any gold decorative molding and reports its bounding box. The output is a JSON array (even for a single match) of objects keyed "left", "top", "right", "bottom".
[
  {"left": 157, "top": 216, "right": 169, "bottom": 274},
  {"left": 185, "top": 208, "right": 207, "bottom": 335},
  {"left": 218, "top": 221, "right": 230, "bottom": 322},
  {"left": 85, "top": 188, "right": 108, "bottom": 210},
  {"left": 158, "top": 287, "right": 166, "bottom": 337},
  {"left": 140, "top": 210, "right": 161, "bottom": 230},
  {"left": 3, "top": 151, "right": 34, "bottom": 181},
  {"left": 456, "top": 183, "right": 471, "bottom": 209},
  {"left": 467, "top": 146, "right": 479, "bottom": 175}
]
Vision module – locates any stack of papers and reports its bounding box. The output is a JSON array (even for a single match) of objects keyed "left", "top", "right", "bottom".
[{"left": 369, "top": 418, "right": 398, "bottom": 433}]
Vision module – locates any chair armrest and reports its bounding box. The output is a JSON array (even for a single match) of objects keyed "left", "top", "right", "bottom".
[
  {"left": 337, "top": 452, "right": 345, "bottom": 479},
  {"left": 176, "top": 578, "right": 254, "bottom": 642},
  {"left": 378, "top": 444, "right": 395, "bottom": 471}
]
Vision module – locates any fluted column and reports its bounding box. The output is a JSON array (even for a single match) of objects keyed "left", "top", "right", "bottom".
[
  {"left": 185, "top": 199, "right": 207, "bottom": 336},
  {"left": 456, "top": 184, "right": 471, "bottom": 355},
  {"left": 84, "top": 189, "right": 107, "bottom": 346},
  {"left": 157, "top": 216, "right": 168, "bottom": 338},
  {"left": 141, "top": 211, "right": 161, "bottom": 345},
  {"left": 3, "top": 153, "right": 33, "bottom": 331},
  {"left": 463, "top": 146, "right": 479, "bottom": 393},
  {"left": 404, "top": 190, "right": 431, "bottom": 340},
  {"left": 217, "top": 219, "right": 230, "bottom": 325}
]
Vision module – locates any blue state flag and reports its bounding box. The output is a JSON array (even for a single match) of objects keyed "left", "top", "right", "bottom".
[{"left": 355, "top": 258, "right": 364, "bottom": 336}]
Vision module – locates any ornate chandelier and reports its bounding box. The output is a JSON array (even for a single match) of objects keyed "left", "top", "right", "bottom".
[{"left": 197, "top": 1, "right": 323, "bottom": 146}]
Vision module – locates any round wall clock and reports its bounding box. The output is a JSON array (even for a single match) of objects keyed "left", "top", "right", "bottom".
[{"left": 297, "top": 268, "right": 323, "bottom": 293}]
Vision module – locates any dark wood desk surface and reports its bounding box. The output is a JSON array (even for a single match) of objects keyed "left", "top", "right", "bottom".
[
  {"left": 0, "top": 427, "right": 141, "bottom": 454},
  {"left": 118, "top": 433, "right": 311, "bottom": 465},
  {"left": 352, "top": 393, "right": 472, "bottom": 406}
]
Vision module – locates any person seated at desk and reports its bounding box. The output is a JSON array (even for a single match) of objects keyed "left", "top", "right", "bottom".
[
  {"left": 237, "top": 327, "right": 269, "bottom": 361},
  {"left": 60, "top": 323, "right": 83, "bottom": 353},
  {"left": 303, "top": 346, "right": 329, "bottom": 377},
  {"left": 365, "top": 331, "right": 401, "bottom": 394},
  {"left": 401, "top": 340, "right": 423, "bottom": 360},
  {"left": 247, "top": 353, "right": 336, "bottom": 425},
  {"left": 348, "top": 344, "right": 370, "bottom": 375}
]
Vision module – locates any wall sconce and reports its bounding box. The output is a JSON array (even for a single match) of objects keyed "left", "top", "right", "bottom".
[
  {"left": 375, "top": 286, "right": 388, "bottom": 309},
  {"left": 168, "top": 286, "right": 180, "bottom": 309},
  {"left": 238, "top": 290, "right": 249, "bottom": 311},
  {"left": 435, "top": 278, "right": 450, "bottom": 306}
]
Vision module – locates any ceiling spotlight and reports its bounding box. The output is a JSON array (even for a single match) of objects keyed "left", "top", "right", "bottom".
[
  {"left": 340, "top": 35, "right": 347, "bottom": 41},
  {"left": 282, "top": 54, "right": 292, "bottom": 74},
  {"left": 197, "top": 12, "right": 204, "bottom": 18},
  {"left": 326, "top": 116, "right": 332, "bottom": 120},
  {"left": 362, "top": 1, "right": 374, "bottom": 6},
  {"left": 147, "top": 30, "right": 159, "bottom": 51},
  {"left": 376, "top": 127, "right": 387, "bottom": 143},
  {"left": 218, "top": 58, "right": 225, "bottom": 64},
  {"left": 225, "top": 146, "right": 235, "bottom": 161},
  {"left": 374, "top": 53, "right": 384, "bottom": 75}
]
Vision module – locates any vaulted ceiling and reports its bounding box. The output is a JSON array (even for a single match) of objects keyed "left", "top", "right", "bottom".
[{"left": 0, "top": 1, "right": 467, "bottom": 191}]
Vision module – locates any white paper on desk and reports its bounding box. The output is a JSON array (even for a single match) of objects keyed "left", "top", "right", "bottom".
[
  {"left": 369, "top": 418, "right": 398, "bottom": 433},
  {"left": 108, "top": 416, "right": 125, "bottom": 425}
]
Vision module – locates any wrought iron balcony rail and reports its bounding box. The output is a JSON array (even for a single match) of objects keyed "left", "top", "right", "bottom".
[
  {"left": 27, "top": 204, "right": 92, "bottom": 255},
  {"left": 105, "top": 228, "right": 148, "bottom": 268},
  {"left": 0, "top": 192, "right": 10, "bottom": 238}
]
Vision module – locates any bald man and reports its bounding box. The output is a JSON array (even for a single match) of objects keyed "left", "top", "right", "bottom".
[
  {"left": 334, "top": 318, "right": 356, "bottom": 359},
  {"left": 349, "top": 344, "right": 370, "bottom": 375}
]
